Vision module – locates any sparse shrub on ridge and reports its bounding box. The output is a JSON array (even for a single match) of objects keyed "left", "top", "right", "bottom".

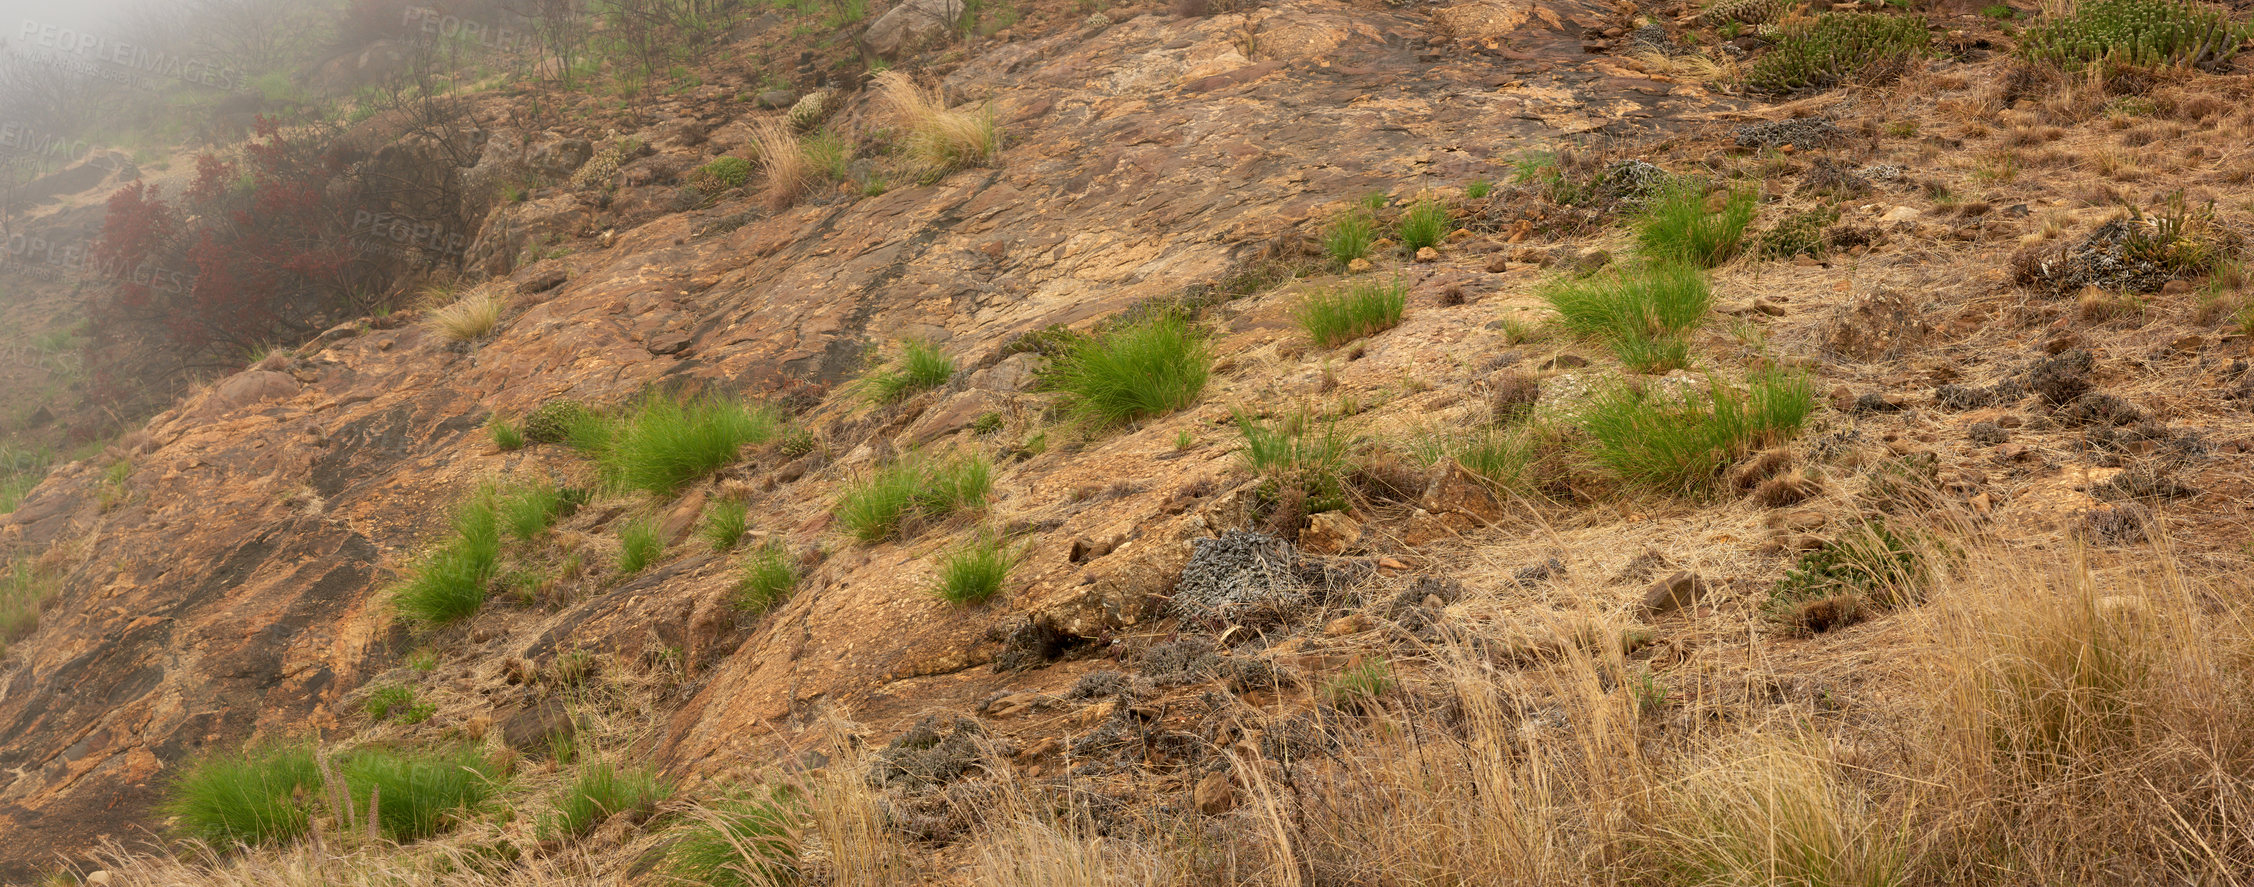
[
  {"left": 2019, "top": 0, "right": 2248, "bottom": 71},
  {"left": 695, "top": 155, "right": 754, "bottom": 190},
  {"left": 1298, "top": 279, "right": 1407, "bottom": 348},
  {"left": 1745, "top": 12, "right": 1931, "bottom": 93},
  {"left": 1042, "top": 312, "right": 1213, "bottom": 429}
]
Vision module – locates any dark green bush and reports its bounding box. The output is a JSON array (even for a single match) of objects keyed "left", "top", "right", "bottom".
[
  {"left": 2018, "top": 0, "right": 2247, "bottom": 70},
  {"left": 522, "top": 401, "right": 597, "bottom": 445},
  {"left": 1746, "top": 13, "right": 1932, "bottom": 92},
  {"left": 1757, "top": 209, "right": 1841, "bottom": 260}
]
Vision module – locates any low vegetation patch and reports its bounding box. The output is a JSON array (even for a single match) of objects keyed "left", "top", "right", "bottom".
[
  {"left": 0, "top": 560, "right": 57, "bottom": 654},
  {"left": 933, "top": 532, "right": 1014, "bottom": 605},
  {"left": 1324, "top": 209, "right": 1378, "bottom": 267},
  {"left": 876, "top": 70, "right": 1000, "bottom": 176},
  {"left": 703, "top": 499, "right": 750, "bottom": 551},
  {"left": 2019, "top": 0, "right": 2248, "bottom": 70},
  {"left": 1042, "top": 313, "right": 1213, "bottom": 429},
  {"left": 165, "top": 744, "right": 321, "bottom": 846},
  {"left": 570, "top": 394, "right": 778, "bottom": 495},
  {"left": 863, "top": 340, "right": 956, "bottom": 403},
  {"left": 1766, "top": 521, "right": 1931, "bottom": 633},
  {"left": 1541, "top": 261, "right": 1713, "bottom": 373},
  {"left": 1745, "top": 12, "right": 1932, "bottom": 93},
  {"left": 428, "top": 292, "right": 504, "bottom": 343},
  {"left": 834, "top": 452, "right": 994, "bottom": 543},
  {"left": 488, "top": 415, "right": 526, "bottom": 451},
  {"left": 737, "top": 541, "right": 800, "bottom": 613},
  {"left": 1396, "top": 198, "right": 1453, "bottom": 253},
  {"left": 340, "top": 746, "right": 498, "bottom": 842},
  {"left": 166, "top": 744, "right": 494, "bottom": 847},
  {"left": 1579, "top": 372, "right": 1816, "bottom": 496},
  {"left": 1297, "top": 279, "right": 1407, "bottom": 348},
  {"left": 547, "top": 763, "right": 668, "bottom": 839},
  {"left": 1636, "top": 184, "right": 1758, "bottom": 268},
  {"left": 667, "top": 793, "right": 803, "bottom": 887},
  {"left": 393, "top": 494, "right": 504, "bottom": 627},
  {"left": 618, "top": 517, "right": 665, "bottom": 574},
  {"left": 1238, "top": 410, "right": 1349, "bottom": 515}
]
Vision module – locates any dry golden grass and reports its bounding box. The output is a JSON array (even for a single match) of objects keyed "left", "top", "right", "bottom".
[
  {"left": 751, "top": 118, "right": 814, "bottom": 209},
  {"left": 426, "top": 292, "right": 503, "bottom": 343},
  {"left": 874, "top": 71, "right": 1000, "bottom": 175}
]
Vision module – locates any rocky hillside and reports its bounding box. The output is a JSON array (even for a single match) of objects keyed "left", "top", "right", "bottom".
[{"left": 6, "top": 0, "right": 2254, "bottom": 883}]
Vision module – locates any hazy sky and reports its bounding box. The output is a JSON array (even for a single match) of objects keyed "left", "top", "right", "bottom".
[{"left": 0, "top": 0, "right": 158, "bottom": 42}]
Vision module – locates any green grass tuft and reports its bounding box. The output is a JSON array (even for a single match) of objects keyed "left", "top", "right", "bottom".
[
  {"left": 1636, "top": 184, "right": 1758, "bottom": 268},
  {"left": 934, "top": 532, "right": 1014, "bottom": 605},
  {"left": 1324, "top": 210, "right": 1378, "bottom": 267},
  {"left": 340, "top": 746, "right": 498, "bottom": 843},
  {"left": 489, "top": 415, "right": 526, "bottom": 451},
  {"left": 1042, "top": 313, "right": 1213, "bottom": 430},
  {"left": 1465, "top": 179, "right": 1494, "bottom": 199},
  {"left": 864, "top": 340, "right": 957, "bottom": 404},
  {"left": 1297, "top": 279, "right": 1408, "bottom": 348},
  {"left": 1541, "top": 261, "right": 1713, "bottom": 373},
  {"left": 737, "top": 542, "right": 800, "bottom": 613},
  {"left": 0, "top": 561, "right": 57, "bottom": 655},
  {"left": 497, "top": 483, "right": 576, "bottom": 542},
  {"left": 834, "top": 453, "right": 994, "bottom": 544},
  {"left": 164, "top": 744, "right": 320, "bottom": 846},
  {"left": 667, "top": 792, "right": 803, "bottom": 887},
  {"left": 548, "top": 763, "right": 668, "bottom": 840},
  {"left": 1580, "top": 371, "right": 1816, "bottom": 496},
  {"left": 393, "top": 495, "right": 504, "bottom": 626},
  {"left": 703, "top": 500, "right": 750, "bottom": 551},
  {"left": 618, "top": 518, "right": 666, "bottom": 574},
  {"left": 364, "top": 684, "right": 420, "bottom": 721},
  {"left": 1396, "top": 198, "right": 1453, "bottom": 253},
  {"left": 572, "top": 394, "right": 779, "bottom": 495}
]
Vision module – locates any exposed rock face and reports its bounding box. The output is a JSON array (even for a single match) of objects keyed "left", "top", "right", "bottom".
[{"left": 0, "top": 0, "right": 1710, "bottom": 873}]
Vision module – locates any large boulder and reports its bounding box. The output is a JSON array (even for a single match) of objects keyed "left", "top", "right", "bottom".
[{"left": 864, "top": 0, "right": 965, "bottom": 57}]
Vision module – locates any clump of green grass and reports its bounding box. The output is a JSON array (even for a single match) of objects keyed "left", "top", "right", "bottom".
[
  {"left": 1042, "top": 313, "right": 1213, "bottom": 430},
  {"left": 547, "top": 763, "right": 668, "bottom": 839},
  {"left": 697, "top": 155, "right": 754, "bottom": 190},
  {"left": 489, "top": 415, "right": 526, "bottom": 451},
  {"left": 864, "top": 341, "right": 956, "bottom": 404},
  {"left": 1325, "top": 658, "right": 1395, "bottom": 705},
  {"left": 1465, "top": 179, "right": 1495, "bottom": 199},
  {"left": 0, "top": 560, "right": 56, "bottom": 654},
  {"left": 737, "top": 542, "right": 800, "bottom": 613},
  {"left": 834, "top": 453, "right": 993, "bottom": 543},
  {"left": 1452, "top": 422, "right": 1575, "bottom": 495},
  {"left": 667, "top": 792, "right": 803, "bottom": 887},
  {"left": 1324, "top": 210, "right": 1378, "bottom": 267},
  {"left": 703, "top": 500, "right": 750, "bottom": 551},
  {"left": 933, "top": 532, "right": 1014, "bottom": 605},
  {"left": 2018, "top": 0, "right": 2247, "bottom": 71},
  {"left": 1237, "top": 410, "right": 1349, "bottom": 514},
  {"left": 1745, "top": 11, "right": 1933, "bottom": 92},
  {"left": 340, "top": 746, "right": 498, "bottom": 842},
  {"left": 1636, "top": 184, "right": 1758, "bottom": 268},
  {"left": 364, "top": 684, "right": 420, "bottom": 721},
  {"left": 1765, "top": 520, "right": 1932, "bottom": 632},
  {"left": 572, "top": 394, "right": 779, "bottom": 495},
  {"left": 1396, "top": 198, "right": 1453, "bottom": 252},
  {"left": 497, "top": 483, "right": 577, "bottom": 541},
  {"left": 1541, "top": 261, "right": 1713, "bottom": 373},
  {"left": 165, "top": 745, "right": 320, "bottom": 846},
  {"left": 618, "top": 518, "right": 666, "bottom": 574},
  {"left": 393, "top": 494, "right": 504, "bottom": 626},
  {"left": 1579, "top": 371, "right": 1816, "bottom": 496},
  {"left": 1298, "top": 279, "right": 1408, "bottom": 348}
]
